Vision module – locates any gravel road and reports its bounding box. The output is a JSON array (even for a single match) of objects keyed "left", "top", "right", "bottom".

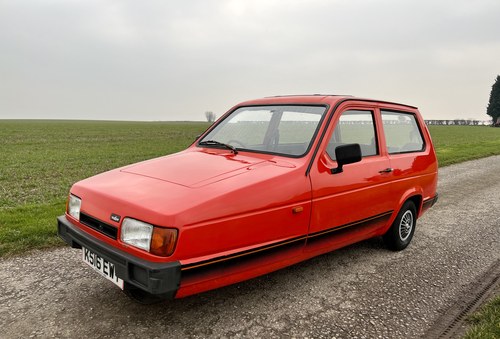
[{"left": 1, "top": 155, "right": 499, "bottom": 338}]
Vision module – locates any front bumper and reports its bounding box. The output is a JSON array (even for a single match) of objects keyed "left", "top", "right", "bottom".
[{"left": 57, "top": 215, "right": 181, "bottom": 298}]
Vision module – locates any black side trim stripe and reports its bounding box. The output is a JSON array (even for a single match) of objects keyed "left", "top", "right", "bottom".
[
  {"left": 180, "top": 210, "right": 394, "bottom": 272},
  {"left": 181, "top": 235, "right": 307, "bottom": 271},
  {"left": 307, "top": 211, "right": 393, "bottom": 240}
]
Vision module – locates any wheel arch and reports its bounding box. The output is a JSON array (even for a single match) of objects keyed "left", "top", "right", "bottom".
[
  {"left": 397, "top": 187, "right": 424, "bottom": 217},
  {"left": 406, "top": 195, "right": 423, "bottom": 216},
  {"left": 380, "top": 188, "right": 423, "bottom": 236},
  {"left": 382, "top": 197, "right": 419, "bottom": 251}
]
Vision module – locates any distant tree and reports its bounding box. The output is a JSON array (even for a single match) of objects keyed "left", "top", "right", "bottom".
[
  {"left": 205, "top": 111, "right": 216, "bottom": 123},
  {"left": 487, "top": 75, "right": 500, "bottom": 126}
]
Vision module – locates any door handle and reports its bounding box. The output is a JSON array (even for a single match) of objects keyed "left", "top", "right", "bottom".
[{"left": 379, "top": 168, "right": 393, "bottom": 173}]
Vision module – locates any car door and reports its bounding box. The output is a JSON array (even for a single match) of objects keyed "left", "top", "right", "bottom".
[
  {"left": 379, "top": 109, "right": 437, "bottom": 211},
  {"left": 307, "top": 104, "right": 397, "bottom": 251}
]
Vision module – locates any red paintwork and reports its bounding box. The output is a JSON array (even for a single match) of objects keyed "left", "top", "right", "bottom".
[{"left": 67, "top": 95, "right": 438, "bottom": 298}]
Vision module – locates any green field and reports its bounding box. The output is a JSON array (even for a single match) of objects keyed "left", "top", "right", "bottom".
[
  {"left": 1, "top": 121, "right": 500, "bottom": 337},
  {"left": 428, "top": 125, "right": 500, "bottom": 166},
  {"left": 1, "top": 121, "right": 500, "bottom": 257},
  {"left": 0, "top": 120, "right": 210, "bottom": 256}
]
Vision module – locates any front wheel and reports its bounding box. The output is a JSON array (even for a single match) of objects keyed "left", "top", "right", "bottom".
[{"left": 383, "top": 201, "right": 417, "bottom": 251}]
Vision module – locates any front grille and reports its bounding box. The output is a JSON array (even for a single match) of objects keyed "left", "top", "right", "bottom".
[{"left": 80, "top": 213, "right": 118, "bottom": 240}]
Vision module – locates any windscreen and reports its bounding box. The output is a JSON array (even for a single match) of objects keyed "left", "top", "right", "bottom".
[{"left": 199, "top": 105, "right": 327, "bottom": 157}]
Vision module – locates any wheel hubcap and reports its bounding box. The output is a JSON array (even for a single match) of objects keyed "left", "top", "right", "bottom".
[{"left": 399, "top": 210, "right": 413, "bottom": 241}]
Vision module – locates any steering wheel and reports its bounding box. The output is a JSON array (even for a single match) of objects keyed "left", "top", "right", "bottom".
[{"left": 226, "top": 139, "right": 247, "bottom": 148}]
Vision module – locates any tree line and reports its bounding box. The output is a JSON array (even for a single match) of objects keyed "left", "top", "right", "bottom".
[
  {"left": 424, "top": 119, "right": 491, "bottom": 126},
  {"left": 204, "top": 76, "right": 500, "bottom": 126}
]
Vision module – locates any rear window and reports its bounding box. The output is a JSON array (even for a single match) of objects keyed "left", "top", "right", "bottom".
[{"left": 381, "top": 111, "right": 425, "bottom": 154}]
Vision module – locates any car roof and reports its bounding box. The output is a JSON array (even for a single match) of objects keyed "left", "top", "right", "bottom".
[{"left": 237, "top": 95, "right": 417, "bottom": 109}]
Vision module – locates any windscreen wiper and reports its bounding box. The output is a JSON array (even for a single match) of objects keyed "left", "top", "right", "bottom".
[{"left": 199, "top": 140, "right": 238, "bottom": 155}]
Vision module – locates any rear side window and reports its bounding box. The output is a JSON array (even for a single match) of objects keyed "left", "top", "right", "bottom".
[
  {"left": 327, "top": 110, "right": 378, "bottom": 160},
  {"left": 381, "top": 111, "right": 424, "bottom": 154}
]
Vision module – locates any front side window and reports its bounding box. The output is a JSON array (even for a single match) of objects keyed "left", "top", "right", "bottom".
[
  {"left": 327, "top": 110, "right": 378, "bottom": 160},
  {"left": 199, "top": 105, "right": 326, "bottom": 157},
  {"left": 381, "top": 111, "right": 424, "bottom": 154}
]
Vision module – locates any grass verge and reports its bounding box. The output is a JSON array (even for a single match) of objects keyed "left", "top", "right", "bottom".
[
  {"left": 0, "top": 201, "right": 65, "bottom": 256},
  {"left": 464, "top": 294, "right": 500, "bottom": 338}
]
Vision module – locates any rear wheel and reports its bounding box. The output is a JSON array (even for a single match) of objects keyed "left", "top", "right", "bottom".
[{"left": 383, "top": 201, "right": 417, "bottom": 251}]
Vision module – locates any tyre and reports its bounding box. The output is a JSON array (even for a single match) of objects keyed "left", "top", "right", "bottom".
[{"left": 383, "top": 200, "right": 417, "bottom": 251}]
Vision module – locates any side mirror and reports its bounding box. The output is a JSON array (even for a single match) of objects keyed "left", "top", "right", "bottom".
[{"left": 331, "top": 143, "right": 362, "bottom": 174}]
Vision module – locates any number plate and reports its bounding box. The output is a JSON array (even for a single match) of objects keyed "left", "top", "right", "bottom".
[{"left": 82, "top": 247, "right": 124, "bottom": 289}]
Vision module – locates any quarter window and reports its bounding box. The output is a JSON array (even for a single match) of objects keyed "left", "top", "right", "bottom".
[
  {"left": 381, "top": 111, "right": 424, "bottom": 154},
  {"left": 327, "top": 110, "right": 378, "bottom": 160}
]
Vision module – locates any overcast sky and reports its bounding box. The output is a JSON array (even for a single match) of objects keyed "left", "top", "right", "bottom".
[{"left": 1, "top": 0, "right": 499, "bottom": 121}]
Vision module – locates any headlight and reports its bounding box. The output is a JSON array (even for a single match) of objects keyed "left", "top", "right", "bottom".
[
  {"left": 121, "top": 218, "right": 153, "bottom": 252},
  {"left": 68, "top": 194, "right": 81, "bottom": 220},
  {"left": 121, "top": 218, "right": 178, "bottom": 256}
]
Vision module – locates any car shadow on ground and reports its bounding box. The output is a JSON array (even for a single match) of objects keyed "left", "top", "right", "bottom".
[
  {"left": 47, "top": 236, "right": 405, "bottom": 337},
  {"left": 97, "top": 236, "right": 385, "bottom": 309}
]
